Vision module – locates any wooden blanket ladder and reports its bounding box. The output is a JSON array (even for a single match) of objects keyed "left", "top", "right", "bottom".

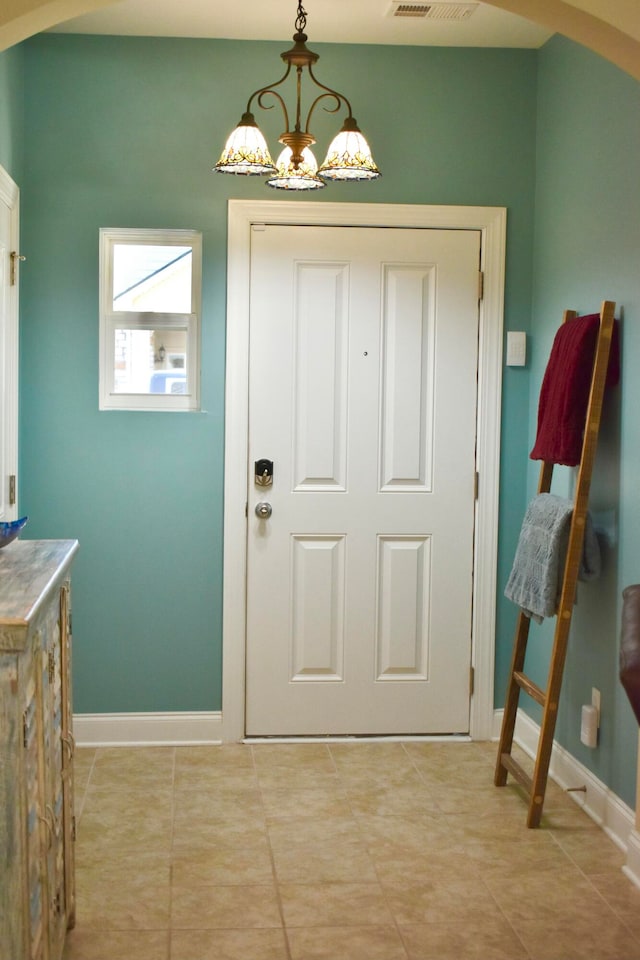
[{"left": 495, "top": 300, "right": 617, "bottom": 827}]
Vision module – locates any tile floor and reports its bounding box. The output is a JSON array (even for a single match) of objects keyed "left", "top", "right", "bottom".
[{"left": 62, "top": 740, "right": 640, "bottom": 960}]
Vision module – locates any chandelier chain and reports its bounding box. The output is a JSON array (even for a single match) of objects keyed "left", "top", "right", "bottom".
[{"left": 295, "top": 1, "right": 307, "bottom": 36}]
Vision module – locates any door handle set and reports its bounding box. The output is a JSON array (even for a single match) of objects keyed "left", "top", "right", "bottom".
[{"left": 254, "top": 458, "right": 273, "bottom": 519}]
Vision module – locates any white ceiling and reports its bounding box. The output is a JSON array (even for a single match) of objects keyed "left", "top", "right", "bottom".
[{"left": 49, "top": 0, "right": 552, "bottom": 48}]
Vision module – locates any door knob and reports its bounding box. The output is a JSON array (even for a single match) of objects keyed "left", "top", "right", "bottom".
[{"left": 255, "top": 501, "right": 273, "bottom": 519}]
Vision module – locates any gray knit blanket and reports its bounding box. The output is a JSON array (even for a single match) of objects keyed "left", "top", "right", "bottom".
[{"left": 504, "top": 493, "right": 601, "bottom": 623}]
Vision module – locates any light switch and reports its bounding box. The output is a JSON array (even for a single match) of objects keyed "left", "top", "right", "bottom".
[{"left": 506, "top": 331, "right": 527, "bottom": 366}]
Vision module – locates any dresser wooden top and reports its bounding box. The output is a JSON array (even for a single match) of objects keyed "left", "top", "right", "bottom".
[{"left": 0, "top": 540, "right": 79, "bottom": 649}]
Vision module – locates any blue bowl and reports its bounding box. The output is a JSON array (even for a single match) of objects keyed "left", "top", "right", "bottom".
[{"left": 0, "top": 516, "right": 28, "bottom": 549}]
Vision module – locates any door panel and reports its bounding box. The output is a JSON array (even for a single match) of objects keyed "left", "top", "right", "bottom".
[
  {"left": 291, "top": 534, "right": 346, "bottom": 681},
  {"left": 376, "top": 535, "right": 431, "bottom": 681},
  {"left": 292, "top": 261, "right": 349, "bottom": 491},
  {"left": 246, "top": 225, "right": 480, "bottom": 736},
  {"left": 381, "top": 264, "right": 435, "bottom": 490}
]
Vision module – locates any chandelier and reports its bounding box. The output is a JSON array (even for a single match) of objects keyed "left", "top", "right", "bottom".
[{"left": 213, "top": 1, "right": 380, "bottom": 190}]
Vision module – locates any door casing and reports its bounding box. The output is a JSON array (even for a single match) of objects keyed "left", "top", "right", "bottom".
[
  {"left": 0, "top": 165, "right": 19, "bottom": 523},
  {"left": 222, "top": 200, "right": 507, "bottom": 742}
]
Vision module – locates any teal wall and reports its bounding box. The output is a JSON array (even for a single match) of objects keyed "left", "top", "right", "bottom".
[
  {"left": 18, "top": 34, "right": 537, "bottom": 716},
  {"left": 6, "top": 26, "right": 640, "bottom": 808},
  {"left": 525, "top": 35, "right": 640, "bottom": 806},
  {"left": 0, "top": 44, "right": 24, "bottom": 183}
]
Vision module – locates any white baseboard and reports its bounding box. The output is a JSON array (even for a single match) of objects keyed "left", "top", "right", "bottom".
[
  {"left": 73, "top": 711, "right": 223, "bottom": 746},
  {"left": 623, "top": 829, "right": 640, "bottom": 889},
  {"left": 494, "top": 708, "right": 637, "bottom": 882}
]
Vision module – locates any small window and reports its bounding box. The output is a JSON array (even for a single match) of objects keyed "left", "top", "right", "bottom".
[{"left": 99, "top": 228, "right": 202, "bottom": 411}]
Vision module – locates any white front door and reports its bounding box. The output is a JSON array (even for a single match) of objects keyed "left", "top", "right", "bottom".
[
  {"left": 0, "top": 167, "right": 19, "bottom": 523},
  {"left": 245, "top": 224, "right": 481, "bottom": 736}
]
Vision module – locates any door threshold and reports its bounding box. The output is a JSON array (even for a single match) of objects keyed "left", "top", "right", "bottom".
[{"left": 243, "top": 734, "right": 472, "bottom": 744}]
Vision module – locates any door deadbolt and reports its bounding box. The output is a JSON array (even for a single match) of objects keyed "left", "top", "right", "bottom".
[
  {"left": 255, "top": 501, "right": 273, "bottom": 519},
  {"left": 255, "top": 459, "right": 273, "bottom": 487}
]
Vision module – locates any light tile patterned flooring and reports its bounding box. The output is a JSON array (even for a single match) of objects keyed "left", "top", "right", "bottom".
[{"left": 63, "top": 740, "right": 640, "bottom": 960}]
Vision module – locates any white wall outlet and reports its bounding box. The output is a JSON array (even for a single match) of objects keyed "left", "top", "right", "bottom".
[{"left": 506, "top": 331, "right": 527, "bottom": 366}]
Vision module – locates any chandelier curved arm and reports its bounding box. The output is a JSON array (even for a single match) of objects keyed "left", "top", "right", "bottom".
[
  {"left": 305, "top": 90, "right": 342, "bottom": 133},
  {"left": 304, "top": 62, "right": 354, "bottom": 131},
  {"left": 244, "top": 60, "right": 294, "bottom": 127},
  {"left": 256, "top": 89, "right": 291, "bottom": 132}
]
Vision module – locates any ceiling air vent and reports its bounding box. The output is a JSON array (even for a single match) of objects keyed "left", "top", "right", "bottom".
[{"left": 389, "top": 2, "right": 479, "bottom": 20}]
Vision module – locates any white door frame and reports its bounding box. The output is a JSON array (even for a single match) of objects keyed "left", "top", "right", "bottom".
[
  {"left": 222, "top": 199, "right": 506, "bottom": 743},
  {"left": 0, "top": 165, "right": 20, "bottom": 523}
]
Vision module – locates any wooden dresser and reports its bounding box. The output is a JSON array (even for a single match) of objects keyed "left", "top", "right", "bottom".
[{"left": 0, "top": 539, "right": 79, "bottom": 960}]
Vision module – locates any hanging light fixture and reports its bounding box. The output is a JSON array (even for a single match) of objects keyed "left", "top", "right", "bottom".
[{"left": 213, "top": 1, "right": 380, "bottom": 189}]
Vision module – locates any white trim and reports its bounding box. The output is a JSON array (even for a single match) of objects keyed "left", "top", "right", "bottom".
[
  {"left": 223, "top": 200, "right": 507, "bottom": 743},
  {"left": 623, "top": 830, "right": 640, "bottom": 890},
  {"left": 73, "top": 711, "right": 222, "bottom": 746},
  {"left": 98, "top": 227, "right": 202, "bottom": 412},
  {"left": 493, "top": 708, "right": 635, "bottom": 860},
  {"left": 0, "top": 165, "right": 19, "bottom": 522}
]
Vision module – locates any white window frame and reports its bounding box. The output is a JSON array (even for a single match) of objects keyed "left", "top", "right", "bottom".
[{"left": 99, "top": 227, "right": 202, "bottom": 411}]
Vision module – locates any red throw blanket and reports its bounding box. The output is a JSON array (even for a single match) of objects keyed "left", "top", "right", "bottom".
[{"left": 530, "top": 313, "right": 620, "bottom": 466}]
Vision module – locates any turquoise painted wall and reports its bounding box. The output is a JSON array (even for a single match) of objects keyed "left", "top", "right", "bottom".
[
  {"left": 525, "top": 35, "right": 640, "bottom": 806},
  {"left": 0, "top": 44, "right": 24, "bottom": 183},
  {"left": 19, "top": 34, "right": 537, "bottom": 716},
  {"left": 6, "top": 24, "right": 639, "bottom": 808}
]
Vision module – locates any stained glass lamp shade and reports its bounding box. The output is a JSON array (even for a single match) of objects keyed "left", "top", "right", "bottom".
[
  {"left": 214, "top": 113, "right": 276, "bottom": 176},
  {"left": 319, "top": 120, "right": 380, "bottom": 181},
  {"left": 267, "top": 147, "right": 325, "bottom": 190}
]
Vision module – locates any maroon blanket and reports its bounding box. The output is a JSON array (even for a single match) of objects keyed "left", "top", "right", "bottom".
[{"left": 530, "top": 313, "right": 619, "bottom": 466}]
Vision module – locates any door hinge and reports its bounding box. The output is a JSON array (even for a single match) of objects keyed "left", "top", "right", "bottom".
[
  {"left": 9, "top": 475, "right": 16, "bottom": 506},
  {"left": 469, "top": 665, "right": 475, "bottom": 696},
  {"left": 478, "top": 270, "right": 484, "bottom": 301},
  {"left": 10, "top": 251, "right": 26, "bottom": 286},
  {"left": 474, "top": 471, "right": 479, "bottom": 500}
]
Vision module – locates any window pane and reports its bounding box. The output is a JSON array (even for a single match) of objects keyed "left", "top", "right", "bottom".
[
  {"left": 114, "top": 328, "right": 188, "bottom": 394},
  {"left": 113, "top": 244, "right": 192, "bottom": 312}
]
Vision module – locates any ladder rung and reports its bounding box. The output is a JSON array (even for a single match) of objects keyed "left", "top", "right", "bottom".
[
  {"left": 514, "top": 671, "right": 546, "bottom": 705},
  {"left": 500, "top": 753, "right": 532, "bottom": 793}
]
